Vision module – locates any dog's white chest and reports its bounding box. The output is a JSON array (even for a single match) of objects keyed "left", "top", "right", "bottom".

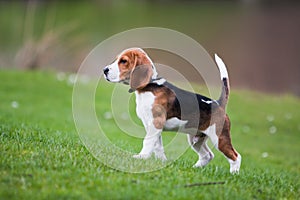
[{"left": 135, "top": 92, "right": 155, "bottom": 125}]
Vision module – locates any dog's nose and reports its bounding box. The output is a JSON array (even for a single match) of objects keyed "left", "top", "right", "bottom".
[{"left": 103, "top": 67, "right": 109, "bottom": 76}]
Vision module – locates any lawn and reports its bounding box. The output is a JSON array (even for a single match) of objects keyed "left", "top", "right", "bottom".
[{"left": 0, "top": 70, "right": 299, "bottom": 199}]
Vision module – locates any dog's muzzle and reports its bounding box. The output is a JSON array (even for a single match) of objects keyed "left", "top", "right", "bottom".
[{"left": 103, "top": 67, "right": 110, "bottom": 81}]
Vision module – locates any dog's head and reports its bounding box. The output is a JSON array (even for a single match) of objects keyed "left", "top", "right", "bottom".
[{"left": 103, "top": 48, "right": 158, "bottom": 91}]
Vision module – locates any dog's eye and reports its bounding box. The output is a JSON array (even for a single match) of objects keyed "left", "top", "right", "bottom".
[{"left": 119, "top": 59, "right": 127, "bottom": 64}]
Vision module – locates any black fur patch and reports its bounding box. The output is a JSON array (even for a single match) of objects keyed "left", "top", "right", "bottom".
[{"left": 140, "top": 81, "right": 219, "bottom": 129}]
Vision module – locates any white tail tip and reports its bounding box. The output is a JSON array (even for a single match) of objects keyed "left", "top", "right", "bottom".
[{"left": 214, "top": 53, "right": 228, "bottom": 79}]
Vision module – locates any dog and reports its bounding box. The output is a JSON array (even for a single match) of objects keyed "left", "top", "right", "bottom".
[{"left": 103, "top": 48, "right": 241, "bottom": 174}]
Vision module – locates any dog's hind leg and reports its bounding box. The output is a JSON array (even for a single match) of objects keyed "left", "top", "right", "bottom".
[
  {"left": 217, "top": 115, "right": 242, "bottom": 174},
  {"left": 187, "top": 134, "right": 214, "bottom": 168}
]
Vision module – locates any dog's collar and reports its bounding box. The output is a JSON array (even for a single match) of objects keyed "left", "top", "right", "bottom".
[
  {"left": 151, "top": 77, "right": 166, "bottom": 85},
  {"left": 120, "top": 79, "right": 130, "bottom": 85},
  {"left": 128, "top": 77, "right": 165, "bottom": 93}
]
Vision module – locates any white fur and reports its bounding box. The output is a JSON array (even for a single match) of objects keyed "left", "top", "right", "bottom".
[
  {"left": 133, "top": 91, "right": 166, "bottom": 160},
  {"left": 104, "top": 60, "right": 120, "bottom": 82},
  {"left": 135, "top": 91, "right": 155, "bottom": 121},
  {"left": 187, "top": 134, "right": 214, "bottom": 168},
  {"left": 153, "top": 78, "right": 166, "bottom": 85},
  {"left": 214, "top": 54, "right": 228, "bottom": 79},
  {"left": 203, "top": 124, "right": 218, "bottom": 148},
  {"left": 164, "top": 117, "right": 187, "bottom": 130},
  {"left": 227, "top": 153, "right": 242, "bottom": 174},
  {"left": 201, "top": 99, "right": 213, "bottom": 104},
  {"left": 187, "top": 124, "right": 217, "bottom": 168}
]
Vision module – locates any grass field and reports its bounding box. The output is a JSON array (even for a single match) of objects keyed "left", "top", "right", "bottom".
[{"left": 0, "top": 70, "right": 299, "bottom": 199}]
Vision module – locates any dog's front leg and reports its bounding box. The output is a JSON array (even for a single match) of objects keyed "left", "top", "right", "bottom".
[
  {"left": 133, "top": 123, "right": 166, "bottom": 160},
  {"left": 153, "top": 134, "right": 167, "bottom": 161},
  {"left": 134, "top": 94, "right": 167, "bottom": 160}
]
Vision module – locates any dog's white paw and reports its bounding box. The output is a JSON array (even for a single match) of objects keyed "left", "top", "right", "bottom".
[
  {"left": 193, "top": 159, "right": 210, "bottom": 168},
  {"left": 193, "top": 152, "right": 214, "bottom": 168},
  {"left": 229, "top": 154, "right": 242, "bottom": 174},
  {"left": 133, "top": 154, "right": 151, "bottom": 159},
  {"left": 155, "top": 153, "right": 167, "bottom": 161}
]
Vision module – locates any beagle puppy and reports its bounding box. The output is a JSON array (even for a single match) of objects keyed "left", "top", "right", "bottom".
[{"left": 103, "top": 48, "right": 241, "bottom": 174}]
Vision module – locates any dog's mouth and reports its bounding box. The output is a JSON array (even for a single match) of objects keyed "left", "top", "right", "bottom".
[
  {"left": 104, "top": 76, "right": 110, "bottom": 81},
  {"left": 103, "top": 67, "right": 110, "bottom": 81},
  {"left": 103, "top": 73, "right": 120, "bottom": 83},
  {"left": 103, "top": 73, "right": 110, "bottom": 81},
  {"left": 120, "top": 79, "right": 130, "bottom": 85}
]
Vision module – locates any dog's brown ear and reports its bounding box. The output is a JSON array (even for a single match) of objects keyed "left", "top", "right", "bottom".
[{"left": 129, "top": 64, "right": 153, "bottom": 92}]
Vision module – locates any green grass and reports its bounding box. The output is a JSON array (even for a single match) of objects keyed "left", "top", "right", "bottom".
[{"left": 1, "top": 70, "right": 300, "bottom": 199}]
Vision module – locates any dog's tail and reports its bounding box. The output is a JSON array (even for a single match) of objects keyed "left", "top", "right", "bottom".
[{"left": 215, "top": 54, "right": 230, "bottom": 109}]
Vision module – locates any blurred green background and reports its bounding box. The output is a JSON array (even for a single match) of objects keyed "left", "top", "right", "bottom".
[{"left": 0, "top": 0, "right": 299, "bottom": 95}]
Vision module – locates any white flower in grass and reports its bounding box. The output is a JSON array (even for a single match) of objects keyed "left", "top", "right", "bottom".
[
  {"left": 266, "top": 115, "right": 274, "bottom": 122},
  {"left": 11, "top": 101, "right": 19, "bottom": 108},
  {"left": 67, "top": 74, "right": 77, "bottom": 85},
  {"left": 284, "top": 113, "right": 292, "bottom": 120},
  {"left": 242, "top": 125, "right": 250, "bottom": 133},
  {"left": 79, "top": 75, "right": 90, "bottom": 84},
  {"left": 104, "top": 111, "right": 112, "bottom": 120},
  {"left": 269, "top": 126, "right": 277, "bottom": 134},
  {"left": 262, "top": 152, "right": 269, "bottom": 158},
  {"left": 56, "top": 72, "right": 66, "bottom": 81},
  {"left": 121, "top": 112, "right": 129, "bottom": 120}
]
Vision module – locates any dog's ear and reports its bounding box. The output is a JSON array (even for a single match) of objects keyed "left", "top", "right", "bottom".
[{"left": 129, "top": 64, "right": 152, "bottom": 92}]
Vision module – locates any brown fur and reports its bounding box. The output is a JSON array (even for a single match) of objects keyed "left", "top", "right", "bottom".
[
  {"left": 217, "top": 115, "right": 238, "bottom": 161},
  {"left": 152, "top": 104, "right": 166, "bottom": 129},
  {"left": 138, "top": 84, "right": 178, "bottom": 122},
  {"left": 117, "top": 49, "right": 153, "bottom": 81}
]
